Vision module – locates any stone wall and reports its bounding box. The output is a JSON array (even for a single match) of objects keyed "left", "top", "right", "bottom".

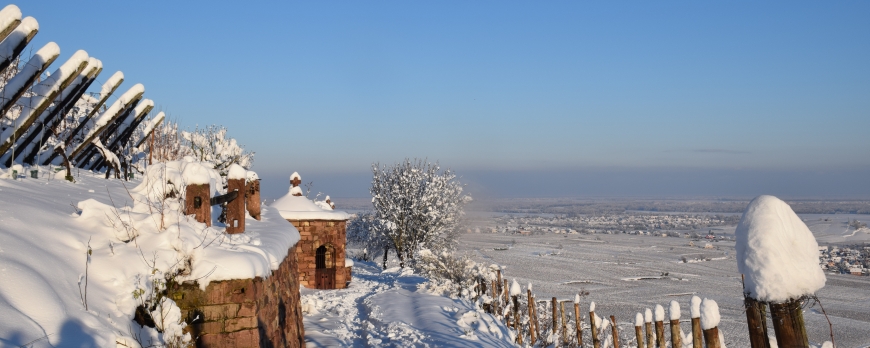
[
  {"left": 171, "top": 245, "right": 305, "bottom": 347},
  {"left": 288, "top": 219, "right": 351, "bottom": 289}
]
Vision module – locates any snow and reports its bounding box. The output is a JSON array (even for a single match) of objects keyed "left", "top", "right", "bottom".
[
  {"left": 0, "top": 15, "right": 36, "bottom": 62},
  {"left": 528, "top": 282, "right": 533, "bottom": 293},
  {"left": 179, "top": 160, "right": 213, "bottom": 185},
  {"left": 590, "top": 301, "right": 596, "bottom": 312},
  {"left": 691, "top": 295, "right": 701, "bottom": 318},
  {"left": 574, "top": 293, "right": 579, "bottom": 304},
  {"left": 84, "top": 83, "right": 144, "bottom": 139},
  {"left": 669, "top": 300, "right": 681, "bottom": 321},
  {"left": 0, "top": 50, "right": 89, "bottom": 154},
  {"left": 226, "top": 163, "right": 246, "bottom": 180},
  {"left": 700, "top": 298, "right": 720, "bottom": 330},
  {"left": 99, "top": 71, "right": 124, "bottom": 100},
  {"left": 0, "top": 41, "right": 57, "bottom": 109},
  {"left": 736, "top": 195, "right": 826, "bottom": 302},
  {"left": 134, "top": 112, "right": 164, "bottom": 148},
  {"left": 0, "top": 163, "right": 300, "bottom": 346},
  {"left": 635, "top": 312, "right": 644, "bottom": 327},
  {"left": 302, "top": 261, "right": 514, "bottom": 347},
  {"left": 290, "top": 171, "right": 301, "bottom": 181},
  {"left": 654, "top": 303, "right": 665, "bottom": 322},
  {"left": 344, "top": 258, "right": 354, "bottom": 267},
  {"left": 510, "top": 279, "right": 521, "bottom": 296},
  {"left": 0, "top": 5, "right": 21, "bottom": 37},
  {"left": 271, "top": 179, "right": 350, "bottom": 221},
  {"left": 644, "top": 308, "right": 652, "bottom": 323},
  {"left": 246, "top": 170, "right": 259, "bottom": 181}
]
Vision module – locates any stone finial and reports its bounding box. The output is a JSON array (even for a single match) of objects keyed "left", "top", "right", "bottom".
[{"left": 290, "top": 172, "right": 302, "bottom": 188}]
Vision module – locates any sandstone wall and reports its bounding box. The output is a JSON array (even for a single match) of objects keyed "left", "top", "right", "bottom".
[{"left": 171, "top": 245, "right": 305, "bottom": 347}]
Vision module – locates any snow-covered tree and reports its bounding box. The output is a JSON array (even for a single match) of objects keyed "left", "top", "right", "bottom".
[
  {"left": 182, "top": 125, "right": 254, "bottom": 174},
  {"left": 369, "top": 158, "right": 471, "bottom": 268},
  {"left": 346, "top": 212, "right": 394, "bottom": 267}
]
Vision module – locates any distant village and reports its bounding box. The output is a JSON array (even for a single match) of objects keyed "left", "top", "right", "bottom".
[
  {"left": 467, "top": 213, "right": 740, "bottom": 236},
  {"left": 819, "top": 244, "right": 870, "bottom": 276}
]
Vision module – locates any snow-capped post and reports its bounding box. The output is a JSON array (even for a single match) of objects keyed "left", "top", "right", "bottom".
[
  {"left": 290, "top": 172, "right": 302, "bottom": 195},
  {"left": 644, "top": 308, "right": 654, "bottom": 348},
  {"left": 67, "top": 84, "right": 144, "bottom": 165},
  {"left": 700, "top": 298, "right": 721, "bottom": 348},
  {"left": 670, "top": 301, "right": 683, "bottom": 348},
  {"left": 654, "top": 304, "right": 666, "bottom": 348},
  {"left": 496, "top": 270, "right": 503, "bottom": 309},
  {"left": 574, "top": 295, "right": 584, "bottom": 347},
  {"left": 510, "top": 280, "right": 521, "bottom": 344},
  {"left": 244, "top": 170, "right": 261, "bottom": 220},
  {"left": 736, "top": 195, "right": 825, "bottom": 348},
  {"left": 0, "top": 5, "right": 22, "bottom": 44},
  {"left": 589, "top": 302, "right": 601, "bottom": 348},
  {"left": 503, "top": 279, "right": 510, "bottom": 323},
  {"left": 225, "top": 164, "right": 246, "bottom": 234},
  {"left": 691, "top": 296, "right": 703, "bottom": 348},
  {"left": 635, "top": 313, "right": 645, "bottom": 348}
]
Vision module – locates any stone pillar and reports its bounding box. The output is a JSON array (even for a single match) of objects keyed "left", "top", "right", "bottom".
[
  {"left": 246, "top": 179, "right": 261, "bottom": 220},
  {"left": 186, "top": 183, "right": 211, "bottom": 226},
  {"left": 226, "top": 178, "right": 246, "bottom": 234}
]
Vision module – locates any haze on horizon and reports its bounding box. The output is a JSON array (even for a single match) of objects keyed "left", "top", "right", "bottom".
[{"left": 23, "top": 1, "right": 870, "bottom": 199}]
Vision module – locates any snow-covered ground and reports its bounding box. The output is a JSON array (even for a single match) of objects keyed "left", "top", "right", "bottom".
[
  {"left": 301, "top": 261, "right": 514, "bottom": 347},
  {"left": 457, "top": 231, "right": 870, "bottom": 347},
  {"left": 0, "top": 163, "right": 298, "bottom": 347}
]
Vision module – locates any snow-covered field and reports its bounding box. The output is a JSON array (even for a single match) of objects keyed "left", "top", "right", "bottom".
[
  {"left": 456, "top": 226, "right": 870, "bottom": 347},
  {"left": 301, "top": 261, "right": 514, "bottom": 347}
]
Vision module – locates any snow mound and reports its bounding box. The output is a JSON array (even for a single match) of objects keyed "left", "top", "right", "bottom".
[
  {"left": 271, "top": 179, "right": 350, "bottom": 221},
  {"left": 691, "top": 295, "right": 701, "bottom": 318},
  {"left": 635, "top": 313, "right": 644, "bottom": 326},
  {"left": 510, "top": 279, "right": 521, "bottom": 296},
  {"left": 227, "top": 163, "right": 247, "bottom": 180},
  {"left": 736, "top": 195, "right": 826, "bottom": 302},
  {"left": 644, "top": 308, "right": 652, "bottom": 322},
  {"left": 669, "top": 300, "right": 681, "bottom": 321},
  {"left": 655, "top": 304, "right": 665, "bottom": 322},
  {"left": 700, "top": 298, "right": 719, "bottom": 330}
]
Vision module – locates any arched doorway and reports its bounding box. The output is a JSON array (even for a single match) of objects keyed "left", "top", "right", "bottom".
[{"left": 315, "top": 244, "right": 336, "bottom": 289}]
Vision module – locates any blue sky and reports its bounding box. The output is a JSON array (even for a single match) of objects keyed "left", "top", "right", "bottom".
[{"left": 20, "top": 1, "right": 870, "bottom": 199}]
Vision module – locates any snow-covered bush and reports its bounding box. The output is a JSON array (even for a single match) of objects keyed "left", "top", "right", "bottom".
[
  {"left": 370, "top": 159, "right": 471, "bottom": 267},
  {"left": 347, "top": 212, "right": 394, "bottom": 264},
  {"left": 415, "top": 249, "right": 499, "bottom": 300}
]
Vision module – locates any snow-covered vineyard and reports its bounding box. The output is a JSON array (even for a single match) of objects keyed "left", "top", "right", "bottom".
[{"left": 0, "top": 2, "right": 864, "bottom": 348}]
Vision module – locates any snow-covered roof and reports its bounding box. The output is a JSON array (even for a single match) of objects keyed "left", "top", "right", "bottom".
[{"left": 271, "top": 193, "right": 349, "bottom": 221}]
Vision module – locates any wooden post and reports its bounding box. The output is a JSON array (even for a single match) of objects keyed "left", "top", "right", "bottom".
[
  {"left": 670, "top": 319, "right": 683, "bottom": 348},
  {"left": 225, "top": 178, "right": 245, "bottom": 234},
  {"left": 590, "top": 308, "right": 601, "bottom": 348},
  {"left": 645, "top": 320, "right": 654, "bottom": 348},
  {"left": 512, "top": 295, "right": 522, "bottom": 345},
  {"left": 692, "top": 317, "right": 702, "bottom": 348},
  {"left": 561, "top": 301, "right": 568, "bottom": 344},
  {"left": 655, "top": 319, "right": 666, "bottom": 348},
  {"left": 552, "top": 297, "right": 558, "bottom": 334},
  {"left": 635, "top": 322, "right": 644, "bottom": 348},
  {"left": 610, "top": 315, "right": 620, "bottom": 348},
  {"left": 702, "top": 326, "right": 721, "bottom": 348},
  {"left": 185, "top": 183, "right": 211, "bottom": 226},
  {"left": 745, "top": 297, "right": 771, "bottom": 348},
  {"left": 528, "top": 289, "right": 536, "bottom": 344},
  {"left": 491, "top": 280, "right": 498, "bottom": 315},
  {"left": 574, "top": 302, "right": 584, "bottom": 348},
  {"left": 503, "top": 279, "right": 510, "bottom": 325},
  {"left": 245, "top": 178, "right": 261, "bottom": 220},
  {"left": 769, "top": 299, "right": 809, "bottom": 348}
]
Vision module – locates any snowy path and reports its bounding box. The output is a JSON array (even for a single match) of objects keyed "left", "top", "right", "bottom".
[{"left": 301, "top": 261, "right": 515, "bottom": 347}]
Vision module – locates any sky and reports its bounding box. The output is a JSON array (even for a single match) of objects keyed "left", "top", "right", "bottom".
[{"left": 18, "top": 1, "right": 870, "bottom": 200}]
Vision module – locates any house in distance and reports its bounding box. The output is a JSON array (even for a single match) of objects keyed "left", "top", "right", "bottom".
[{"left": 272, "top": 172, "right": 352, "bottom": 289}]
